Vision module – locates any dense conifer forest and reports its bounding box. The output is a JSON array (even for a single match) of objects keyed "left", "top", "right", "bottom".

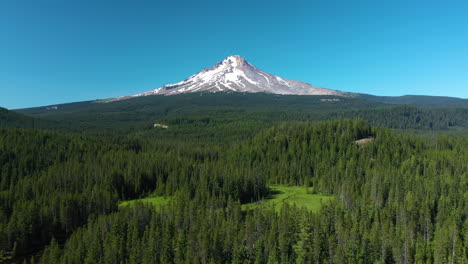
[{"left": 1, "top": 93, "right": 468, "bottom": 263}]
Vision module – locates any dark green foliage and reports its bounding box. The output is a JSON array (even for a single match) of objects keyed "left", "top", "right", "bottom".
[
  {"left": 0, "top": 125, "right": 268, "bottom": 259},
  {"left": 358, "top": 94, "right": 468, "bottom": 107},
  {"left": 2, "top": 93, "right": 468, "bottom": 263},
  {"left": 14, "top": 93, "right": 468, "bottom": 136},
  {"left": 0, "top": 107, "right": 60, "bottom": 130},
  {"left": 331, "top": 105, "right": 468, "bottom": 130},
  {"left": 34, "top": 119, "right": 468, "bottom": 263}
]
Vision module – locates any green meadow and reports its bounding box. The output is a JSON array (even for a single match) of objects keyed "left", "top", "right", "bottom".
[
  {"left": 118, "top": 196, "right": 172, "bottom": 209},
  {"left": 119, "top": 185, "right": 333, "bottom": 213},
  {"left": 242, "top": 185, "right": 333, "bottom": 212}
]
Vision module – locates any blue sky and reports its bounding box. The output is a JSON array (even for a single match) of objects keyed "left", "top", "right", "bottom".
[{"left": 1, "top": 0, "right": 468, "bottom": 109}]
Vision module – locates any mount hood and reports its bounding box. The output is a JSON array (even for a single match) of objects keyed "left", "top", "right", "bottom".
[{"left": 112, "top": 55, "right": 346, "bottom": 101}]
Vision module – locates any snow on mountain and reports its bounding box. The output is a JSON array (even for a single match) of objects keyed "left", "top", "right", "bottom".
[{"left": 110, "top": 55, "right": 345, "bottom": 101}]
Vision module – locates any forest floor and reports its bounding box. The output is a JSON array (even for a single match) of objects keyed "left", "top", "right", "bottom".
[{"left": 241, "top": 185, "right": 333, "bottom": 212}]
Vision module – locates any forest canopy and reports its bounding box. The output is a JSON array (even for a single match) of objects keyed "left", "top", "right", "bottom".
[{"left": 1, "top": 94, "right": 468, "bottom": 263}]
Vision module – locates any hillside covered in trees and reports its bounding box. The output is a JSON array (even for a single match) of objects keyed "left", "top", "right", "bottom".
[
  {"left": 2, "top": 93, "right": 468, "bottom": 263},
  {"left": 10, "top": 93, "right": 468, "bottom": 135}
]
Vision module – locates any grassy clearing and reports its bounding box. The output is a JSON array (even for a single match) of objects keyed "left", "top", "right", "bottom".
[
  {"left": 242, "top": 185, "right": 333, "bottom": 212},
  {"left": 118, "top": 196, "right": 172, "bottom": 209},
  {"left": 119, "top": 185, "right": 332, "bottom": 213}
]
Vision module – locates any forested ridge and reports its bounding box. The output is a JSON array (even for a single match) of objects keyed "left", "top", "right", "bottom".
[
  {"left": 1, "top": 94, "right": 468, "bottom": 263},
  {"left": 11, "top": 93, "right": 468, "bottom": 134},
  {"left": 0, "top": 108, "right": 59, "bottom": 130}
]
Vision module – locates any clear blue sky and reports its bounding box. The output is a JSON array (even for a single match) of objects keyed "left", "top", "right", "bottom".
[{"left": 1, "top": 0, "right": 468, "bottom": 109}]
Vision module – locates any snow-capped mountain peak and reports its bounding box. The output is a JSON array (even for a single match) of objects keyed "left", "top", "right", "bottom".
[
  {"left": 221, "top": 55, "right": 246, "bottom": 66},
  {"left": 111, "top": 55, "right": 344, "bottom": 101}
]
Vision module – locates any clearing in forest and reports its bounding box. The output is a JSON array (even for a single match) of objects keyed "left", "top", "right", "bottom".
[
  {"left": 119, "top": 185, "right": 333, "bottom": 213},
  {"left": 242, "top": 185, "right": 333, "bottom": 212},
  {"left": 118, "top": 196, "right": 172, "bottom": 209}
]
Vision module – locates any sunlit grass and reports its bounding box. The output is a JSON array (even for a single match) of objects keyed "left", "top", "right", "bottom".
[
  {"left": 119, "top": 185, "right": 332, "bottom": 213},
  {"left": 118, "top": 196, "right": 172, "bottom": 209},
  {"left": 242, "top": 185, "right": 333, "bottom": 212}
]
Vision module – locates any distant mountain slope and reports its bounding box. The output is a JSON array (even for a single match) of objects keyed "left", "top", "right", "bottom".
[
  {"left": 16, "top": 100, "right": 96, "bottom": 115},
  {"left": 0, "top": 106, "right": 59, "bottom": 129},
  {"left": 16, "top": 93, "right": 380, "bottom": 117},
  {"left": 13, "top": 93, "right": 468, "bottom": 136},
  {"left": 15, "top": 93, "right": 381, "bottom": 134},
  {"left": 357, "top": 94, "right": 468, "bottom": 107},
  {"left": 110, "top": 55, "right": 346, "bottom": 101}
]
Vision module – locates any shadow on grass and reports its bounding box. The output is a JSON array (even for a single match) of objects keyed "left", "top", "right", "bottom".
[{"left": 265, "top": 189, "right": 284, "bottom": 200}]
